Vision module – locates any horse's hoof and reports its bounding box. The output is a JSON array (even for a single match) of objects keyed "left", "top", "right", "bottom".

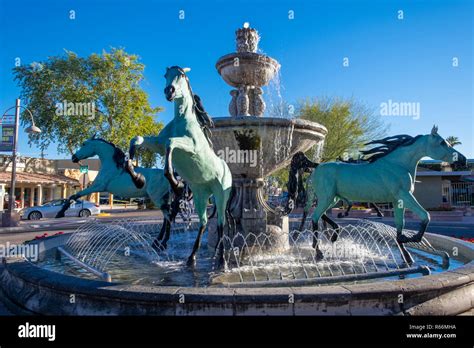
[
  {"left": 337, "top": 213, "right": 344, "bottom": 218},
  {"left": 411, "top": 234, "right": 423, "bottom": 243},
  {"left": 186, "top": 255, "right": 196, "bottom": 267},
  {"left": 330, "top": 232, "right": 338, "bottom": 243},
  {"left": 134, "top": 174, "right": 146, "bottom": 189},
  {"left": 315, "top": 249, "right": 324, "bottom": 261},
  {"left": 291, "top": 231, "right": 301, "bottom": 241}
]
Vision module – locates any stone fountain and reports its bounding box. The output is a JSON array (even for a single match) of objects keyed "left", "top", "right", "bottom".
[
  {"left": 1, "top": 25, "right": 473, "bottom": 318},
  {"left": 209, "top": 25, "right": 327, "bottom": 250}
]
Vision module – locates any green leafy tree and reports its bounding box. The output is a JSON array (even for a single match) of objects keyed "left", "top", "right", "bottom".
[
  {"left": 13, "top": 48, "right": 163, "bottom": 166},
  {"left": 298, "top": 97, "right": 387, "bottom": 162},
  {"left": 446, "top": 136, "right": 461, "bottom": 147},
  {"left": 270, "top": 97, "right": 388, "bottom": 187}
]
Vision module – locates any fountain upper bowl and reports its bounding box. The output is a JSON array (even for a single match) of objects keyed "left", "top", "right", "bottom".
[
  {"left": 216, "top": 52, "right": 280, "bottom": 88},
  {"left": 212, "top": 116, "right": 327, "bottom": 177}
]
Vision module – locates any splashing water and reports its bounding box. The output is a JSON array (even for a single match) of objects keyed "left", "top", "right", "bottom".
[
  {"left": 264, "top": 70, "right": 288, "bottom": 118},
  {"left": 273, "top": 123, "right": 294, "bottom": 164},
  {"left": 311, "top": 139, "right": 325, "bottom": 162},
  {"left": 37, "top": 218, "right": 456, "bottom": 287}
]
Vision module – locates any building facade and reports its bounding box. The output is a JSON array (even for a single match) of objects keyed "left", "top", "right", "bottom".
[
  {"left": 414, "top": 159, "right": 474, "bottom": 209},
  {"left": 0, "top": 155, "right": 100, "bottom": 210}
]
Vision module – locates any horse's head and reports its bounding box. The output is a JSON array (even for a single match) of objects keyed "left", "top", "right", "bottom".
[
  {"left": 425, "top": 125, "right": 467, "bottom": 169},
  {"left": 72, "top": 138, "right": 99, "bottom": 163},
  {"left": 164, "top": 66, "right": 191, "bottom": 101}
]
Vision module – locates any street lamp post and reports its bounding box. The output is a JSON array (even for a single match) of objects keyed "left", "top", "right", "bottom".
[
  {"left": 4, "top": 99, "right": 21, "bottom": 227},
  {"left": 1, "top": 99, "right": 41, "bottom": 227}
]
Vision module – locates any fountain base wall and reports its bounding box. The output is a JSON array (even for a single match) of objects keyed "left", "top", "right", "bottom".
[{"left": 1, "top": 233, "right": 472, "bottom": 315}]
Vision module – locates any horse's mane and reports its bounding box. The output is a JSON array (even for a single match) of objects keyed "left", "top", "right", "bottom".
[
  {"left": 337, "top": 156, "right": 366, "bottom": 163},
  {"left": 193, "top": 95, "right": 214, "bottom": 130},
  {"left": 91, "top": 138, "right": 126, "bottom": 169},
  {"left": 360, "top": 134, "right": 423, "bottom": 163}
]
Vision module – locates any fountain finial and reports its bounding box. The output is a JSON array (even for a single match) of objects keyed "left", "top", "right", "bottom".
[{"left": 236, "top": 25, "right": 260, "bottom": 53}]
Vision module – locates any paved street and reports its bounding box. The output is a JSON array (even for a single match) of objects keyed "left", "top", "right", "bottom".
[
  {"left": 1, "top": 208, "right": 473, "bottom": 239},
  {"left": 2, "top": 209, "right": 164, "bottom": 234}
]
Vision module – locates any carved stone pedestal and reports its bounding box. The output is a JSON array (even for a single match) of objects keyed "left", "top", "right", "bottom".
[{"left": 208, "top": 178, "right": 289, "bottom": 253}]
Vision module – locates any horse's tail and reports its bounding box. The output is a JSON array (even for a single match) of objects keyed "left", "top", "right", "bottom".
[{"left": 286, "top": 151, "right": 319, "bottom": 213}]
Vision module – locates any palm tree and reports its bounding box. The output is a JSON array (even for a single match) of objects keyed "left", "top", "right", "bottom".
[{"left": 446, "top": 136, "right": 462, "bottom": 147}]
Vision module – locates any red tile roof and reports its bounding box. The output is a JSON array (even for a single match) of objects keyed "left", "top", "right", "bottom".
[{"left": 0, "top": 172, "right": 80, "bottom": 185}]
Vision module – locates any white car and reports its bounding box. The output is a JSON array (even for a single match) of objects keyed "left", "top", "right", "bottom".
[{"left": 21, "top": 199, "right": 101, "bottom": 220}]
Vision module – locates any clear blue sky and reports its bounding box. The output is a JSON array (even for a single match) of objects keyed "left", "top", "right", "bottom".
[{"left": 0, "top": 0, "right": 472, "bottom": 159}]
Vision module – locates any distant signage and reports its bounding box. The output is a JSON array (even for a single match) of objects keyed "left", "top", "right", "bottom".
[
  {"left": 80, "top": 165, "right": 89, "bottom": 173},
  {"left": 0, "top": 115, "right": 15, "bottom": 152}
]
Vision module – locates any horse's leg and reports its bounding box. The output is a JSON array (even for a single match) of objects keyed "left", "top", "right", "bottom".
[
  {"left": 398, "top": 192, "right": 430, "bottom": 243},
  {"left": 164, "top": 138, "right": 194, "bottom": 195},
  {"left": 160, "top": 190, "right": 183, "bottom": 248},
  {"left": 164, "top": 147, "right": 182, "bottom": 195},
  {"left": 186, "top": 191, "right": 208, "bottom": 267},
  {"left": 371, "top": 203, "right": 384, "bottom": 217},
  {"left": 393, "top": 206, "right": 414, "bottom": 265},
  {"left": 344, "top": 202, "right": 352, "bottom": 217},
  {"left": 294, "top": 181, "right": 316, "bottom": 240},
  {"left": 124, "top": 160, "right": 145, "bottom": 189},
  {"left": 151, "top": 191, "right": 172, "bottom": 251},
  {"left": 321, "top": 213, "right": 340, "bottom": 242},
  {"left": 298, "top": 209, "right": 309, "bottom": 232},
  {"left": 337, "top": 199, "right": 352, "bottom": 218},
  {"left": 153, "top": 219, "right": 170, "bottom": 251},
  {"left": 311, "top": 196, "right": 336, "bottom": 260},
  {"left": 148, "top": 180, "right": 174, "bottom": 251},
  {"left": 311, "top": 218, "right": 324, "bottom": 261},
  {"left": 129, "top": 123, "right": 173, "bottom": 159},
  {"left": 213, "top": 187, "right": 231, "bottom": 269},
  {"left": 55, "top": 186, "right": 101, "bottom": 218}
]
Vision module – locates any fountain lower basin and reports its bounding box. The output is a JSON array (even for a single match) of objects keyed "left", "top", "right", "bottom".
[{"left": 1, "top": 222, "right": 473, "bottom": 315}]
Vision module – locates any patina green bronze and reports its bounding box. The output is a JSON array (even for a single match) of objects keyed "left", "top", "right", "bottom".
[
  {"left": 129, "top": 66, "right": 232, "bottom": 267},
  {"left": 55, "top": 137, "right": 181, "bottom": 249},
  {"left": 288, "top": 126, "right": 467, "bottom": 265}
]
